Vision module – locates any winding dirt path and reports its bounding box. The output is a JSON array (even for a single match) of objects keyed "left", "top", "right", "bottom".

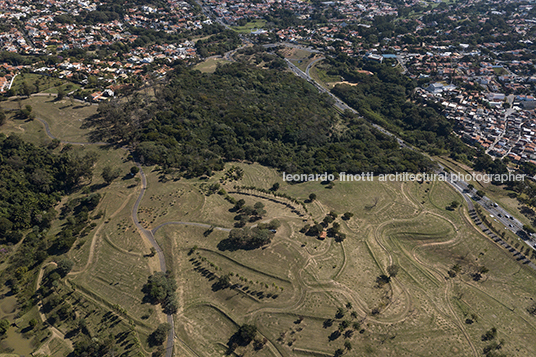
[
  {"left": 35, "top": 117, "right": 180, "bottom": 356},
  {"left": 69, "top": 191, "right": 136, "bottom": 276},
  {"left": 34, "top": 262, "right": 74, "bottom": 354}
]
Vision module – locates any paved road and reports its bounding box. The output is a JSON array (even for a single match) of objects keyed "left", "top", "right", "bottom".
[
  {"left": 34, "top": 117, "right": 176, "bottom": 356},
  {"left": 263, "top": 42, "right": 321, "bottom": 53},
  {"left": 132, "top": 164, "right": 175, "bottom": 357},
  {"left": 285, "top": 59, "right": 408, "bottom": 148},
  {"left": 283, "top": 52, "right": 536, "bottom": 255},
  {"left": 36, "top": 117, "right": 108, "bottom": 146},
  {"left": 439, "top": 167, "right": 536, "bottom": 253},
  {"left": 305, "top": 56, "right": 325, "bottom": 77},
  {"left": 396, "top": 55, "right": 408, "bottom": 74},
  {"left": 193, "top": 0, "right": 231, "bottom": 30}
]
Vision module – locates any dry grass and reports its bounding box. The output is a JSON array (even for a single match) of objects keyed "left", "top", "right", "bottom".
[{"left": 147, "top": 164, "right": 536, "bottom": 357}]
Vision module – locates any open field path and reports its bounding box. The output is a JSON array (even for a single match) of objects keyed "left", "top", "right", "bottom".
[
  {"left": 367, "top": 185, "right": 478, "bottom": 354},
  {"left": 132, "top": 164, "right": 175, "bottom": 357},
  {"left": 35, "top": 117, "right": 108, "bottom": 146},
  {"left": 69, "top": 191, "right": 136, "bottom": 276},
  {"left": 35, "top": 116, "right": 178, "bottom": 356},
  {"left": 152, "top": 221, "right": 231, "bottom": 235},
  {"left": 34, "top": 262, "right": 74, "bottom": 354}
]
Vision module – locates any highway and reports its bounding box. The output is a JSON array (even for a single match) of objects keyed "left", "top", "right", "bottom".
[
  {"left": 283, "top": 52, "right": 536, "bottom": 253},
  {"left": 442, "top": 169, "right": 532, "bottom": 244},
  {"left": 284, "top": 58, "right": 408, "bottom": 149}
]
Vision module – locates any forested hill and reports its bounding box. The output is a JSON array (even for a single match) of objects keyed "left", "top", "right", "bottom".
[{"left": 93, "top": 63, "right": 433, "bottom": 177}]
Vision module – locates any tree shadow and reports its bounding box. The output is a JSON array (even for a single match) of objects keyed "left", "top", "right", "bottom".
[{"left": 328, "top": 330, "right": 341, "bottom": 341}]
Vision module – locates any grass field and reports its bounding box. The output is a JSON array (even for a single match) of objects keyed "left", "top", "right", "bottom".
[
  {"left": 309, "top": 60, "right": 343, "bottom": 89},
  {"left": 278, "top": 47, "right": 321, "bottom": 73},
  {"left": 1, "top": 95, "right": 96, "bottom": 144},
  {"left": 10, "top": 73, "right": 80, "bottom": 96},
  {"left": 194, "top": 57, "right": 231, "bottom": 73},
  {"left": 232, "top": 20, "right": 267, "bottom": 34},
  {"left": 3, "top": 92, "right": 536, "bottom": 356},
  {"left": 146, "top": 163, "right": 536, "bottom": 357}
]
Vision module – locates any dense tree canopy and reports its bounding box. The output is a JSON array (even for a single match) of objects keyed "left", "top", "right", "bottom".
[
  {"left": 91, "top": 63, "right": 433, "bottom": 177},
  {"left": 0, "top": 134, "right": 96, "bottom": 236}
]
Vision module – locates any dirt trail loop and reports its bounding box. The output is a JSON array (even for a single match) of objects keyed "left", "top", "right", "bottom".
[{"left": 34, "top": 262, "right": 74, "bottom": 354}]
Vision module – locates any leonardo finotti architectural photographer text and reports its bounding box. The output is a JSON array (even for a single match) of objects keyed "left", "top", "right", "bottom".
[{"left": 282, "top": 172, "right": 525, "bottom": 184}]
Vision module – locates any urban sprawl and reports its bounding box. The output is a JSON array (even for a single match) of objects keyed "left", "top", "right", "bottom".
[{"left": 1, "top": 0, "right": 536, "bottom": 165}]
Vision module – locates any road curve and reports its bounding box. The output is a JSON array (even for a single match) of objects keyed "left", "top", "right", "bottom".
[
  {"left": 131, "top": 164, "right": 175, "bottom": 357},
  {"left": 305, "top": 56, "right": 325, "bottom": 77},
  {"left": 36, "top": 117, "right": 109, "bottom": 146},
  {"left": 34, "top": 116, "right": 175, "bottom": 356}
]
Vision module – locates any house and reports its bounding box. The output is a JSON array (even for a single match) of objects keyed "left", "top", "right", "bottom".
[{"left": 365, "top": 53, "right": 383, "bottom": 63}]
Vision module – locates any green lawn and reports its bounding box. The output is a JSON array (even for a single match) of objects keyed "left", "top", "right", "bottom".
[
  {"left": 2, "top": 95, "right": 96, "bottom": 144},
  {"left": 10, "top": 73, "right": 79, "bottom": 95},
  {"left": 194, "top": 57, "right": 231, "bottom": 73},
  {"left": 232, "top": 20, "right": 267, "bottom": 34}
]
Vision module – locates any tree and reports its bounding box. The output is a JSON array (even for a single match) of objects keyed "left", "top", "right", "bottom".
[
  {"left": 130, "top": 166, "right": 140, "bottom": 175},
  {"left": 339, "top": 320, "right": 350, "bottom": 330},
  {"left": 267, "top": 219, "right": 281, "bottom": 230},
  {"left": 56, "top": 259, "right": 74, "bottom": 277},
  {"left": 0, "top": 217, "right": 13, "bottom": 235},
  {"left": 467, "top": 183, "right": 474, "bottom": 191},
  {"left": 235, "top": 199, "right": 246, "bottom": 210},
  {"left": 448, "top": 201, "right": 460, "bottom": 210},
  {"left": 343, "top": 212, "right": 354, "bottom": 220},
  {"left": 102, "top": 165, "right": 121, "bottom": 184},
  {"left": 336, "top": 307, "right": 345, "bottom": 318},
  {"left": 387, "top": 264, "right": 399, "bottom": 277},
  {"left": 270, "top": 182, "right": 280, "bottom": 191},
  {"left": 21, "top": 81, "right": 31, "bottom": 97},
  {"left": 28, "top": 318, "right": 38, "bottom": 329},
  {"left": 217, "top": 274, "right": 231, "bottom": 289},
  {"left": 253, "top": 202, "right": 266, "bottom": 217},
  {"left": 476, "top": 190, "right": 485, "bottom": 198},
  {"left": 334, "top": 232, "right": 346, "bottom": 242},
  {"left": 481, "top": 327, "right": 497, "bottom": 341},
  {"left": 376, "top": 274, "right": 391, "bottom": 287},
  {"left": 152, "top": 346, "right": 165, "bottom": 357},
  {"left": 57, "top": 86, "right": 65, "bottom": 101},
  {"left": 344, "top": 340, "right": 352, "bottom": 351},
  {"left": 20, "top": 105, "right": 33, "bottom": 119},
  {"left": 0, "top": 319, "right": 9, "bottom": 335},
  {"left": 237, "top": 324, "right": 257, "bottom": 345},
  {"left": 309, "top": 193, "right": 317, "bottom": 201},
  {"left": 148, "top": 323, "right": 171, "bottom": 347},
  {"left": 0, "top": 107, "right": 5, "bottom": 126}
]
